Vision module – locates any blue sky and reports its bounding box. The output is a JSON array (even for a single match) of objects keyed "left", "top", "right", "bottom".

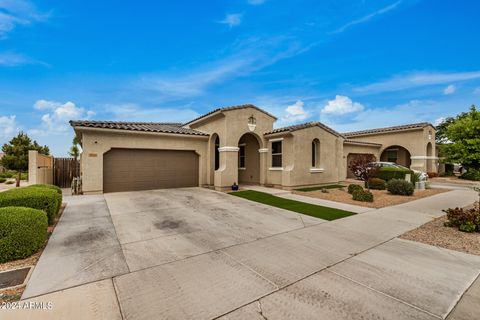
[{"left": 0, "top": 0, "right": 479, "bottom": 155}]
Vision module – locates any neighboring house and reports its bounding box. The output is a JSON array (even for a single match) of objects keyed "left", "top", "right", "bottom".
[{"left": 70, "top": 104, "right": 437, "bottom": 194}]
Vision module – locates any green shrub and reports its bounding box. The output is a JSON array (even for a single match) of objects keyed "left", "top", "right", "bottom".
[
  {"left": 28, "top": 184, "right": 63, "bottom": 213},
  {"left": 366, "top": 178, "right": 386, "bottom": 190},
  {"left": 0, "top": 187, "right": 61, "bottom": 224},
  {"left": 352, "top": 189, "right": 374, "bottom": 202},
  {"left": 376, "top": 167, "right": 414, "bottom": 181},
  {"left": 0, "top": 172, "right": 14, "bottom": 179},
  {"left": 459, "top": 221, "right": 477, "bottom": 233},
  {"left": 387, "top": 179, "right": 414, "bottom": 196},
  {"left": 0, "top": 207, "right": 48, "bottom": 263},
  {"left": 348, "top": 184, "right": 363, "bottom": 195},
  {"left": 5, "top": 180, "right": 14, "bottom": 185},
  {"left": 0, "top": 178, "right": 6, "bottom": 183},
  {"left": 460, "top": 168, "right": 480, "bottom": 181}
]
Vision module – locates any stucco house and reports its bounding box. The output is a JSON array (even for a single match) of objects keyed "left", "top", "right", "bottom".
[{"left": 70, "top": 104, "right": 437, "bottom": 194}]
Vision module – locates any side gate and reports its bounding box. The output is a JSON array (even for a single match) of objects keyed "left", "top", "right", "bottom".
[{"left": 53, "top": 158, "right": 80, "bottom": 188}]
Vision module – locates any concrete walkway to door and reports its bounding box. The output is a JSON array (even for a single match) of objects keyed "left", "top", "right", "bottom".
[{"left": 3, "top": 187, "right": 480, "bottom": 320}]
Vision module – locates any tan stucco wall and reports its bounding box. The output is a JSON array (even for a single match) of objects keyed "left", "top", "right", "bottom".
[
  {"left": 346, "top": 126, "right": 437, "bottom": 172},
  {"left": 79, "top": 129, "right": 208, "bottom": 194},
  {"left": 265, "top": 126, "right": 344, "bottom": 188},
  {"left": 28, "top": 150, "right": 54, "bottom": 185}
]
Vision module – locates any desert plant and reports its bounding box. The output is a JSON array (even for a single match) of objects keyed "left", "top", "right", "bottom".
[
  {"left": 0, "top": 187, "right": 61, "bottom": 224},
  {"left": 352, "top": 189, "right": 374, "bottom": 202},
  {"left": 366, "top": 178, "right": 386, "bottom": 190},
  {"left": 387, "top": 179, "right": 414, "bottom": 196},
  {"left": 427, "top": 172, "right": 439, "bottom": 178},
  {"left": 348, "top": 184, "right": 363, "bottom": 195},
  {"left": 443, "top": 206, "right": 480, "bottom": 232},
  {"left": 0, "top": 206, "right": 48, "bottom": 263}
]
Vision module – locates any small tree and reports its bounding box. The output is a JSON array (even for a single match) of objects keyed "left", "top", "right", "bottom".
[
  {"left": 68, "top": 136, "right": 80, "bottom": 160},
  {"left": 348, "top": 154, "right": 378, "bottom": 190},
  {"left": 439, "top": 105, "right": 480, "bottom": 170},
  {"left": 1, "top": 132, "right": 50, "bottom": 187}
]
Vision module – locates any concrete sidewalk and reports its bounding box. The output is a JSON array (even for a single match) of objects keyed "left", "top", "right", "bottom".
[{"left": 3, "top": 188, "right": 479, "bottom": 320}]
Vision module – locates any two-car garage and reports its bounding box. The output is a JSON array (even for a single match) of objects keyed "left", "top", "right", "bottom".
[{"left": 103, "top": 148, "right": 199, "bottom": 193}]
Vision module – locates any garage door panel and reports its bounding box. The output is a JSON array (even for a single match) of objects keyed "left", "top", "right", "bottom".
[{"left": 103, "top": 149, "right": 199, "bottom": 193}]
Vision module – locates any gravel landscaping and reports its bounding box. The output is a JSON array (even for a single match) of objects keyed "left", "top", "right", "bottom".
[
  {"left": 293, "top": 187, "right": 449, "bottom": 208},
  {"left": 401, "top": 202, "right": 480, "bottom": 256}
]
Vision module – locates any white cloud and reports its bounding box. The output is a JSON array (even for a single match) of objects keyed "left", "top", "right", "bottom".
[
  {"left": 434, "top": 117, "right": 446, "bottom": 126},
  {"left": 332, "top": 0, "right": 402, "bottom": 34},
  {"left": 219, "top": 13, "right": 242, "bottom": 27},
  {"left": 0, "top": 115, "right": 17, "bottom": 139},
  {"left": 248, "top": 0, "right": 266, "bottom": 5},
  {"left": 32, "top": 100, "right": 94, "bottom": 134},
  {"left": 473, "top": 87, "right": 480, "bottom": 94},
  {"left": 443, "top": 84, "right": 456, "bottom": 95},
  {"left": 0, "top": 52, "right": 43, "bottom": 67},
  {"left": 355, "top": 71, "right": 480, "bottom": 94},
  {"left": 282, "top": 100, "right": 309, "bottom": 123},
  {"left": 321, "top": 95, "right": 364, "bottom": 115},
  {"left": 0, "top": 0, "right": 50, "bottom": 39}
]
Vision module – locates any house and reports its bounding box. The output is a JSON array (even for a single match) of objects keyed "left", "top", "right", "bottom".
[{"left": 70, "top": 104, "right": 437, "bottom": 194}]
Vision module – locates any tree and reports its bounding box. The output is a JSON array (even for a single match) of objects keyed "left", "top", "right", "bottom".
[
  {"left": 1, "top": 132, "right": 50, "bottom": 187},
  {"left": 440, "top": 105, "right": 480, "bottom": 170},
  {"left": 68, "top": 136, "right": 80, "bottom": 160},
  {"left": 436, "top": 109, "right": 471, "bottom": 144},
  {"left": 348, "top": 154, "right": 378, "bottom": 190}
]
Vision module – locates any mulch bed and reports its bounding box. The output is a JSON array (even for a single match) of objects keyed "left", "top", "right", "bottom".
[
  {"left": 400, "top": 202, "right": 480, "bottom": 256},
  {"left": 293, "top": 187, "right": 449, "bottom": 209},
  {"left": 0, "top": 203, "right": 66, "bottom": 303}
]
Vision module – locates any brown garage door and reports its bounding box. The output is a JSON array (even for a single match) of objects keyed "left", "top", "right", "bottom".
[{"left": 103, "top": 148, "right": 199, "bottom": 193}]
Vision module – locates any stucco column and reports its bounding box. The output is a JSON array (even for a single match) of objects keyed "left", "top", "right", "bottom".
[
  {"left": 258, "top": 148, "right": 268, "bottom": 185},
  {"left": 214, "top": 146, "right": 239, "bottom": 190}
]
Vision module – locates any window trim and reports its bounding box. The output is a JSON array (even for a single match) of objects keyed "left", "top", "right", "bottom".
[
  {"left": 238, "top": 144, "right": 246, "bottom": 169},
  {"left": 311, "top": 139, "right": 320, "bottom": 168},
  {"left": 271, "top": 140, "right": 283, "bottom": 168}
]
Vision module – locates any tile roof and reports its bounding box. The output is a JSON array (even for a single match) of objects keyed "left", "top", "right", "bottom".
[
  {"left": 264, "top": 122, "right": 344, "bottom": 138},
  {"left": 184, "top": 104, "right": 277, "bottom": 126},
  {"left": 344, "top": 139, "right": 382, "bottom": 147},
  {"left": 69, "top": 120, "right": 208, "bottom": 136},
  {"left": 344, "top": 122, "right": 432, "bottom": 137}
]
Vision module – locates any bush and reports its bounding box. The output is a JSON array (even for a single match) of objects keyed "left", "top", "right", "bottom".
[
  {"left": 5, "top": 180, "right": 14, "bottom": 185},
  {"left": 387, "top": 179, "right": 414, "bottom": 196},
  {"left": 365, "top": 178, "right": 386, "bottom": 190},
  {"left": 376, "top": 167, "right": 414, "bottom": 181},
  {"left": 352, "top": 189, "right": 374, "bottom": 202},
  {"left": 0, "top": 207, "right": 48, "bottom": 263},
  {"left": 348, "top": 184, "right": 363, "bottom": 195},
  {"left": 443, "top": 207, "right": 480, "bottom": 233},
  {"left": 0, "top": 187, "right": 61, "bottom": 224},
  {"left": 460, "top": 168, "right": 480, "bottom": 181},
  {"left": 0, "top": 172, "right": 14, "bottom": 179},
  {"left": 0, "top": 178, "right": 5, "bottom": 183},
  {"left": 427, "top": 172, "right": 439, "bottom": 178},
  {"left": 28, "top": 184, "right": 63, "bottom": 213}
]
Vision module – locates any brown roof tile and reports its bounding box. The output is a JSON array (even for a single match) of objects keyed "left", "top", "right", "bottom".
[
  {"left": 264, "top": 122, "right": 344, "bottom": 138},
  {"left": 344, "top": 122, "right": 432, "bottom": 137},
  {"left": 69, "top": 120, "right": 208, "bottom": 136},
  {"left": 344, "top": 139, "right": 382, "bottom": 147}
]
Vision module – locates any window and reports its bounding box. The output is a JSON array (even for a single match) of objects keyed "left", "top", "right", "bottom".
[
  {"left": 214, "top": 136, "right": 220, "bottom": 170},
  {"left": 271, "top": 141, "right": 282, "bottom": 167},
  {"left": 239, "top": 145, "right": 246, "bottom": 169},
  {"left": 386, "top": 149, "right": 398, "bottom": 163},
  {"left": 311, "top": 139, "right": 320, "bottom": 167}
]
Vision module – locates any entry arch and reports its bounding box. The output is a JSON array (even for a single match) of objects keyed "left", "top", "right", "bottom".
[
  {"left": 380, "top": 145, "right": 412, "bottom": 168},
  {"left": 237, "top": 132, "right": 261, "bottom": 184}
]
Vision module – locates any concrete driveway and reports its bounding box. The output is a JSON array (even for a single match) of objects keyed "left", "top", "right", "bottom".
[{"left": 8, "top": 187, "right": 480, "bottom": 320}]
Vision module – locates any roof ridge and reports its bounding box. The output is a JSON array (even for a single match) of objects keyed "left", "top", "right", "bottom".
[
  {"left": 344, "top": 122, "right": 432, "bottom": 136},
  {"left": 265, "top": 121, "right": 344, "bottom": 138},
  {"left": 70, "top": 120, "right": 182, "bottom": 125},
  {"left": 183, "top": 104, "right": 277, "bottom": 126}
]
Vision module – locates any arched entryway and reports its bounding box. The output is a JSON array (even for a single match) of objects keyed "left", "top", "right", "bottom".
[
  {"left": 209, "top": 134, "right": 220, "bottom": 185},
  {"left": 380, "top": 145, "right": 411, "bottom": 168},
  {"left": 426, "top": 142, "right": 433, "bottom": 172},
  {"left": 238, "top": 133, "right": 261, "bottom": 184}
]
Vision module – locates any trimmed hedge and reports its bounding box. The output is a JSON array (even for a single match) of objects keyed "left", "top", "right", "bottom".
[
  {"left": 387, "top": 179, "right": 414, "bottom": 196},
  {"left": 460, "top": 168, "right": 480, "bottom": 181},
  {"left": 348, "top": 184, "right": 363, "bottom": 195},
  {"left": 0, "top": 206, "right": 48, "bottom": 263},
  {"left": 28, "top": 184, "right": 63, "bottom": 210},
  {"left": 0, "top": 187, "right": 61, "bottom": 224},
  {"left": 352, "top": 189, "right": 374, "bottom": 202},
  {"left": 376, "top": 167, "right": 414, "bottom": 181},
  {"left": 365, "top": 178, "right": 386, "bottom": 190}
]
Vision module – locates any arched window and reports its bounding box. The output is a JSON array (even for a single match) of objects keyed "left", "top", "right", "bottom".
[
  {"left": 312, "top": 139, "right": 320, "bottom": 168},
  {"left": 214, "top": 136, "right": 220, "bottom": 170}
]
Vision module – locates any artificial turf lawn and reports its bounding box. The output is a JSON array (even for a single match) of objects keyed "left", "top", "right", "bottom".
[
  {"left": 230, "top": 190, "right": 355, "bottom": 221},
  {"left": 294, "top": 184, "right": 346, "bottom": 192}
]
